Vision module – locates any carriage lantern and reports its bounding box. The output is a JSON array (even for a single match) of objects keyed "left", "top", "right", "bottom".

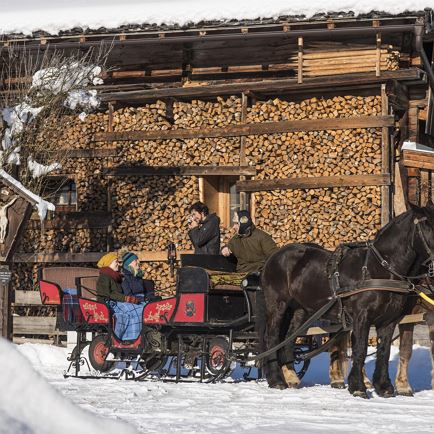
[{"left": 167, "top": 242, "right": 177, "bottom": 277}]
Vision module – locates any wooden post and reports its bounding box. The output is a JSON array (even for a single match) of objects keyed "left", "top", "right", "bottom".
[
  {"left": 106, "top": 178, "right": 113, "bottom": 251},
  {"left": 0, "top": 264, "right": 12, "bottom": 340},
  {"left": 297, "top": 37, "right": 303, "bottom": 84},
  {"left": 108, "top": 102, "right": 114, "bottom": 132},
  {"left": 381, "top": 83, "right": 391, "bottom": 226},
  {"left": 393, "top": 162, "right": 407, "bottom": 215},
  {"left": 198, "top": 176, "right": 205, "bottom": 203},
  {"left": 376, "top": 33, "right": 381, "bottom": 77},
  {"left": 420, "top": 170, "right": 430, "bottom": 206},
  {"left": 239, "top": 93, "right": 248, "bottom": 210}
]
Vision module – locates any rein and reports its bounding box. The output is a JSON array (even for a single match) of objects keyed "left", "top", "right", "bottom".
[{"left": 367, "top": 216, "right": 434, "bottom": 282}]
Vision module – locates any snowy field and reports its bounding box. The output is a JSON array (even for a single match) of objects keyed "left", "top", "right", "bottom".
[{"left": 1, "top": 339, "right": 433, "bottom": 434}]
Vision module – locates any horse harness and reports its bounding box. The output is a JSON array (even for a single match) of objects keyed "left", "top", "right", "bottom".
[{"left": 327, "top": 216, "right": 434, "bottom": 308}]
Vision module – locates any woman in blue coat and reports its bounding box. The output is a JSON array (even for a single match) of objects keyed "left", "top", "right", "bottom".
[{"left": 121, "top": 251, "right": 157, "bottom": 301}]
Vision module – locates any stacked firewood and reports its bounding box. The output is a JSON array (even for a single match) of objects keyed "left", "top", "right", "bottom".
[
  {"left": 21, "top": 227, "right": 107, "bottom": 253},
  {"left": 290, "top": 46, "right": 400, "bottom": 77},
  {"left": 15, "top": 94, "right": 382, "bottom": 296},
  {"left": 111, "top": 176, "right": 198, "bottom": 252},
  {"left": 245, "top": 95, "right": 382, "bottom": 247}
]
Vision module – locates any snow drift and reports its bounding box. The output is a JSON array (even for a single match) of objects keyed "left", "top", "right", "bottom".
[{"left": 0, "top": 338, "right": 137, "bottom": 434}]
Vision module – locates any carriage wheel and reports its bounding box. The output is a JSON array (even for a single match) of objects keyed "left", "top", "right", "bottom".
[
  {"left": 206, "top": 337, "right": 231, "bottom": 377},
  {"left": 89, "top": 335, "right": 113, "bottom": 372},
  {"left": 293, "top": 356, "right": 311, "bottom": 380},
  {"left": 140, "top": 355, "right": 167, "bottom": 372},
  {"left": 293, "top": 337, "right": 317, "bottom": 379}
]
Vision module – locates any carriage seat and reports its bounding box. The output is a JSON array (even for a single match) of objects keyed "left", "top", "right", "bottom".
[
  {"left": 38, "top": 267, "right": 99, "bottom": 329},
  {"left": 176, "top": 266, "right": 257, "bottom": 294}
]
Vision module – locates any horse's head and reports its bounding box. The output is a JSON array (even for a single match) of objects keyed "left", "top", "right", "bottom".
[{"left": 408, "top": 201, "right": 434, "bottom": 277}]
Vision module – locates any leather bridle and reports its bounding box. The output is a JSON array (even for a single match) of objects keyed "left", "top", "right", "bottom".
[{"left": 367, "top": 216, "right": 434, "bottom": 282}]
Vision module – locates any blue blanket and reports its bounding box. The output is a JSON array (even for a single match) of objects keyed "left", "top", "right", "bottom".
[
  {"left": 108, "top": 301, "right": 146, "bottom": 341},
  {"left": 62, "top": 288, "right": 83, "bottom": 324}
]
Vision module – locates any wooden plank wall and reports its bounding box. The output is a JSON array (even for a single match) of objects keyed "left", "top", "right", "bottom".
[{"left": 12, "top": 290, "right": 64, "bottom": 344}]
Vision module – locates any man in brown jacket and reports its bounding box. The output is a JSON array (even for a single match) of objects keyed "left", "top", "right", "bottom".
[{"left": 222, "top": 210, "right": 278, "bottom": 274}]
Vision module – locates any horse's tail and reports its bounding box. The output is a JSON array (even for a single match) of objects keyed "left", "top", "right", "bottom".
[{"left": 255, "top": 287, "right": 267, "bottom": 371}]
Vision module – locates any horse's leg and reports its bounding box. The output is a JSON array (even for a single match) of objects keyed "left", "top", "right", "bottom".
[
  {"left": 426, "top": 311, "right": 434, "bottom": 390},
  {"left": 280, "top": 308, "right": 307, "bottom": 388},
  {"left": 395, "top": 323, "right": 414, "bottom": 396},
  {"left": 347, "top": 314, "right": 370, "bottom": 398},
  {"left": 264, "top": 299, "right": 290, "bottom": 389},
  {"left": 329, "top": 331, "right": 350, "bottom": 389},
  {"left": 362, "top": 367, "right": 373, "bottom": 389},
  {"left": 373, "top": 321, "right": 396, "bottom": 398}
]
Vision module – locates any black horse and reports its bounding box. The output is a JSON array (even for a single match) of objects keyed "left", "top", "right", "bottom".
[{"left": 259, "top": 204, "right": 434, "bottom": 398}]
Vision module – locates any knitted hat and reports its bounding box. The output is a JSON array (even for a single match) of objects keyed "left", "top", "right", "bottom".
[
  {"left": 97, "top": 252, "right": 118, "bottom": 269},
  {"left": 236, "top": 210, "right": 253, "bottom": 235},
  {"left": 122, "top": 251, "right": 139, "bottom": 270}
]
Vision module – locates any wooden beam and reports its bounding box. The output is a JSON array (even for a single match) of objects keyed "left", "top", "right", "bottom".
[
  {"left": 381, "top": 83, "right": 391, "bottom": 226},
  {"left": 95, "top": 115, "right": 395, "bottom": 142},
  {"left": 393, "top": 162, "right": 408, "bottom": 215},
  {"left": 28, "top": 212, "right": 112, "bottom": 230},
  {"left": 236, "top": 174, "right": 390, "bottom": 192},
  {"left": 64, "top": 148, "right": 117, "bottom": 158},
  {"left": 14, "top": 290, "right": 41, "bottom": 306},
  {"left": 97, "top": 69, "right": 422, "bottom": 103},
  {"left": 402, "top": 149, "right": 434, "bottom": 164},
  {"left": 239, "top": 93, "right": 248, "bottom": 210},
  {"left": 104, "top": 165, "right": 257, "bottom": 177},
  {"left": 13, "top": 317, "right": 58, "bottom": 335},
  {"left": 398, "top": 313, "right": 425, "bottom": 325},
  {"left": 13, "top": 250, "right": 194, "bottom": 263},
  {"left": 402, "top": 150, "right": 434, "bottom": 170}
]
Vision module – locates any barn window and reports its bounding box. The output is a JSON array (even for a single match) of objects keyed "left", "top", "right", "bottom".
[
  {"left": 200, "top": 176, "right": 248, "bottom": 227},
  {"left": 43, "top": 177, "right": 77, "bottom": 212}
]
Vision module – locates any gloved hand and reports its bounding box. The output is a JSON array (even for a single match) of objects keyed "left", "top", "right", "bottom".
[{"left": 124, "top": 295, "right": 140, "bottom": 304}]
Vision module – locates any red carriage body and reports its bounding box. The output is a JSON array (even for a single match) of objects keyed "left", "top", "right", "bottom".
[{"left": 37, "top": 257, "right": 265, "bottom": 381}]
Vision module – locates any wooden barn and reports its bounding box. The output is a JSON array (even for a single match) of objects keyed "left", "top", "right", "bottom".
[{"left": 1, "top": 6, "right": 434, "bottom": 341}]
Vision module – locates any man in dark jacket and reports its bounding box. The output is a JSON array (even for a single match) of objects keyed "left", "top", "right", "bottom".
[
  {"left": 222, "top": 210, "right": 278, "bottom": 274},
  {"left": 188, "top": 201, "right": 221, "bottom": 255}
]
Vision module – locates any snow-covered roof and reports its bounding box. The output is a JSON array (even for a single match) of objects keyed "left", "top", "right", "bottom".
[
  {"left": 0, "top": 0, "right": 432, "bottom": 36},
  {"left": 0, "top": 169, "right": 55, "bottom": 220}
]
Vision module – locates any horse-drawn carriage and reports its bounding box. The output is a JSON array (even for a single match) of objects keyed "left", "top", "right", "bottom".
[
  {"left": 38, "top": 254, "right": 317, "bottom": 381},
  {"left": 38, "top": 205, "right": 434, "bottom": 397}
]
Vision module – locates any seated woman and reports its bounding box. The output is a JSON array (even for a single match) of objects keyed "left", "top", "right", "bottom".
[
  {"left": 121, "top": 251, "right": 160, "bottom": 301},
  {"left": 96, "top": 252, "right": 145, "bottom": 341}
]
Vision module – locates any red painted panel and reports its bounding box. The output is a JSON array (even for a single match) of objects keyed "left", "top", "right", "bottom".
[
  {"left": 39, "top": 280, "right": 61, "bottom": 305},
  {"left": 111, "top": 335, "right": 142, "bottom": 349},
  {"left": 79, "top": 299, "right": 110, "bottom": 324},
  {"left": 143, "top": 297, "right": 176, "bottom": 324},
  {"left": 173, "top": 293, "right": 205, "bottom": 323}
]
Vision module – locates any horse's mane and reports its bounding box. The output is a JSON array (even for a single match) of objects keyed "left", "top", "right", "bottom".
[{"left": 372, "top": 208, "right": 413, "bottom": 243}]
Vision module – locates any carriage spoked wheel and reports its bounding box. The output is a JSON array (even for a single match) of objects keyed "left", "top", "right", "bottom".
[
  {"left": 205, "top": 337, "right": 231, "bottom": 379},
  {"left": 292, "top": 336, "right": 318, "bottom": 380},
  {"left": 89, "top": 335, "right": 114, "bottom": 372},
  {"left": 140, "top": 355, "right": 168, "bottom": 372}
]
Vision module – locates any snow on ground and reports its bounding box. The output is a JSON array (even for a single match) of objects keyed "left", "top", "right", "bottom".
[
  {"left": 0, "top": 0, "right": 432, "bottom": 36},
  {"left": 10, "top": 341, "right": 434, "bottom": 434},
  {"left": 0, "top": 338, "right": 136, "bottom": 434}
]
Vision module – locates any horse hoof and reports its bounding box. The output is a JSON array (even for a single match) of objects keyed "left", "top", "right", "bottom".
[
  {"left": 378, "top": 390, "right": 395, "bottom": 398},
  {"left": 396, "top": 390, "right": 413, "bottom": 397},
  {"left": 331, "top": 381, "right": 346, "bottom": 389},
  {"left": 269, "top": 383, "right": 287, "bottom": 390},
  {"left": 352, "top": 390, "right": 369, "bottom": 399}
]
